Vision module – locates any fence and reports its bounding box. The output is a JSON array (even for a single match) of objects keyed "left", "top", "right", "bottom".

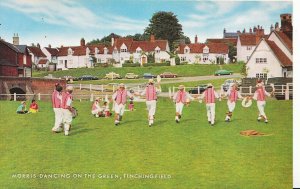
[
  {"left": 69, "top": 83, "right": 146, "bottom": 93},
  {"left": 169, "top": 83, "right": 293, "bottom": 100}
]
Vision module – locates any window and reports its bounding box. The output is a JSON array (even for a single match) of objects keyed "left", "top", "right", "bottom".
[
  {"left": 256, "top": 73, "right": 267, "bottom": 78},
  {"left": 120, "top": 48, "right": 127, "bottom": 52},
  {"left": 156, "top": 50, "right": 160, "bottom": 53},
  {"left": 68, "top": 48, "right": 73, "bottom": 55},
  {"left": 136, "top": 50, "right": 142, "bottom": 53},
  {"left": 97, "top": 58, "right": 101, "bottom": 63},
  {"left": 255, "top": 58, "right": 267, "bottom": 64},
  {"left": 246, "top": 46, "right": 252, "bottom": 50},
  {"left": 203, "top": 55, "right": 209, "bottom": 62},
  {"left": 59, "top": 60, "right": 63, "bottom": 65},
  {"left": 23, "top": 55, "right": 26, "bottom": 65},
  {"left": 113, "top": 49, "right": 118, "bottom": 54},
  {"left": 184, "top": 49, "right": 189, "bottom": 54},
  {"left": 64, "top": 60, "right": 67, "bottom": 68},
  {"left": 180, "top": 57, "right": 186, "bottom": 61},
  {"left": 95, "top": 48, "right": 99, "bottom": 54},
  {"left": 104, "top": 48, "right": 108, "bottom": 54}
]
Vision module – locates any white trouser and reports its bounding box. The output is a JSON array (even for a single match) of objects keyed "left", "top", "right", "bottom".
[
  {"left": 176, "top": 102, "right": 184, "bottom": 115},
  {"left": 257, "top": 101, "right": 267, "bottom": 118},
  {"left": 227, "top": 101, "right": 236, "bottom": 112},
  {"left": 146, "top": 100, "right": 156, "bottom": 119},
  {"left": 114, "top": 103, "right": 125, "bottom": 116},
  {"left": 91, "top": 108, "right": 102, "bottom": 115},
  {"left": 52, "top": 108, "right": 63, "bottom": 131},
  {"left": 206, "top": 103, "right": 216, "bottom": 124},
  {"left": 62, "top": 109, "right": 72, "bottom": 135}
]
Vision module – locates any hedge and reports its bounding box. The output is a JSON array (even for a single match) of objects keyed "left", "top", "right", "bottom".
[{"left": 122, "top": 63, "right": 141, "bottom": 67}]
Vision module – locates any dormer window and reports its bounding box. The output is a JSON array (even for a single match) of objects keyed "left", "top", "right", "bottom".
[
  {"left": 203, "top": 46, "right": 209, "bottom": 54},
  {"left": 86, "top": 47, "right": 90, "bottom": 55},
  {"left": 113, "top": 47, "right": 118, "bottom": 54},
  {"left": 104, "top": 47, "right": 108, "bottom": 54},
  {"left": 68, "top": 48, "right": 73, "bottom": 55},
  {"left": 120, "top": 43, "right": 127, "bottom": 52},
  {"left": 184, "top": 46, "right": 190, "bottom": 54},
  {"left": 95, "top": 47, "right": 99, "bottom": 54},
  {"left": 136, "top": 47, "right": 142, "bottom": 53},
  {"left": 155, "top": 46, "right": 160, "bottom": 53}
]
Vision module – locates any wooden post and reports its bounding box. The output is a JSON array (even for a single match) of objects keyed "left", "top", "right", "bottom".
[
  {"left": 169, "top": 87, "right": 172, "bottom": 98},
  {"left": 285, "top": 84, "right": 289, "bottom": 100},
  {"left": 80, "top": 84, "right": 82, "bottom": 90},
  {"left": 101, "top": 85, "right": 104, "bottom": 92},
  {"left": 38, "top": 93, "right": 41, "bottom": 101},
  {"left": 198, "top": 86, "right": 200, "bottom": 94},
  {"left": 14, "top": 93, "right": 16, "bottom": 101},
  {"left": 113, "top": 85, "right": 115, "bottom": 92},
  {"left": 90, "top": 84, "right": 92, "bottom": 91},
  {"left": 172, "top": 86, "right": 175, "bottom": 96},
  {"left": 249, "top": 86, "right": 252, "bottom": 95},
  {"left": 90, "top": 93, "right": 94, "bottom": 102}
]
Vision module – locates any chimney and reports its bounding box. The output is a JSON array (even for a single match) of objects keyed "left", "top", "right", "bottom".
[
  {"left": 37, "top": 43, "right": 40, "bottom": 49},
  {"left": 80, "top": 38, "right": 85, "bottom": 46},
  {"left": 249, "top": 27, "right": 252, "bottom": 33},
  {"left": 61, "top": 45, "right": 63, "bottom": 48},
  {"left": 48, "top": 44, "right": 51, "bottom": 48},
  {"left": 13, "top": 33, "right": 19, "bottom": 45},
  {"left": 270, "top": 24, "right": 274, "bottom": 32},
  {"left": 111, "top": 37, "right": 114, "bottom": 46},
  {"left": 243, "top": 28, "right": 246, "bottom": 33},
  {"left": 195, "top": 35, "right": 198, "bottom": 44},
  {"left": 150, "top": 34, "right": 155, "bottom": 42}
]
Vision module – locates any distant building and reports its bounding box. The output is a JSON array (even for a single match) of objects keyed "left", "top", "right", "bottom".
[
  {"left": 0, "top": 35, "right": 32, "bottom": 77},
  {"left": 42, "top": 45, "right": 59, "bottom": 64},
  {"left": 177, "top": 36, "right": 229, "bottom": 64},
  {"left": 28, "top": 43, "right": 48, "bottom": 69}
]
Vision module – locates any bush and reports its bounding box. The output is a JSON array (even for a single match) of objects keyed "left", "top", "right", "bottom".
[
  {"left": 143, "top": 62, "right": 170, "bottom": 67},
  {"left": 122, "top": 63, "right": 140, "bottom": 67},
  {"left": 124, "top": 60, "right": 133, "bottom": 64}
]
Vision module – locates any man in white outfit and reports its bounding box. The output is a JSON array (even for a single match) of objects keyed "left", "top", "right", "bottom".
[
  {"left": 139, "top": 79, "right": 161, "bottom": 126},
  {"left": 61, "top": 85, "right": 74, "bottom": 136},
  {"left": 225, "top": 83, "right": 243, "bottom": 122},
  {"left": 112, "top": 83, "right": 133, "bottom": 126},
  {"left": 51, "top": 84, "right": 63, "bottom": 132},
  {"left": 172, "top": 85, "right": 195, "bottom": 123},
  {"left": 200, "top": 83, "right": 221, "bottom": 126}
]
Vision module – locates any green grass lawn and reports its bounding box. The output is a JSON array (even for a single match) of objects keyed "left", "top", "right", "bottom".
[
  {"left": 32, "top": 64, "right": 243, "bottom": 78},
  {"left": 0, "top": 99, "right": 292, "bottom": 189}
]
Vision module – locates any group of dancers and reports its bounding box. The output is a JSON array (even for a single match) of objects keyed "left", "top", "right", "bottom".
[{"left": 51, "top": 78, "right": 273, "bottom": 136}]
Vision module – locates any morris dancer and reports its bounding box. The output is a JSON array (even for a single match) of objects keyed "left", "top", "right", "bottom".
[
  {"left": 51, "top": 84, "right": 63, "bottom": 132},
  {"left": 172, "top": 85, "right": 195, "bottom": 123},
  {"left": 225, "top": 83, "right": 243, "bottom": 122},
  {"left": 200, "top": 83, "right": 221, "bottom": 126},
  {"left": 112, "top": 83, "right": 133, "bottom": 126},
  {"left": 61, "top": 86, "right": 74, "bottom": 136},
  {"left": 250, "top": 83, "right": 272, "bottom": 123},
  {"left": 139, "top": 79, "right": 161, "bottom": 127}
]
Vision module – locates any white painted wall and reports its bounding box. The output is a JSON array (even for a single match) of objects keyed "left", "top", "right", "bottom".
[
  {"left": 246, "top": 40, "right": 285, "bottom": 78},
  {"left": 268, "top": 32, "right": 292, "bottom": 60},
  {"left": 237, "top": 37, "right": 255, "bottom": 62}
]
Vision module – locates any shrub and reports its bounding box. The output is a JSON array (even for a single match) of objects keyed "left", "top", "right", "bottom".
[
  {"left": 143, "top": 62, "right": 170, "bottom": 67},
  {"left": 123, "top": 63, "right": 140, "bottom": 67}
]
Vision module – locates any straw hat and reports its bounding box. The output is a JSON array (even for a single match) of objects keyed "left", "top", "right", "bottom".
[
  {"left": 256, "top": 83, "right": 263, "bottom": 88},
  {"left": 119, "top": 83, "right": 125, "bottom": 88},
  {"left": 207, "top": 83, "right": 213, "bottom": 88},
  {"left": 66, "top": 85, "right": 73, "bottom": 91},
  {"left": 148, "top": 79, "right": 154, "bottom": 84},
  {"left": 178, "top": 85, "right": 184, "bottom": 90}
]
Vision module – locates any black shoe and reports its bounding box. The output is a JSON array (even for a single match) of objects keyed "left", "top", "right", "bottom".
[
  {"left": 115, "top": 122, "right": 120, "bottom": 126},
  {"left": 208, "top": 121, "right": 211, "bottom": 124},
  {"left": 119, "top": 116, "right": 123, "bottom": 121},
  {"left": 211, "top": 124, "right": 214, "bottom": 127},
  {"left": 178, "top": 115, "right": 181, "bottom": 119},
  {"left": 176, "top": 119, "right": 179, "bottom": 123}
]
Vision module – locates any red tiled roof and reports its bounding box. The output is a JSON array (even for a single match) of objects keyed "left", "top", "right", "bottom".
[
  {"left": 274, "top": 31, "right": 293, "bottom": 51},
  {"left": 129, "top": 40, "right": 168, "bottom": 53},
  {"left": 45, "top": 47, "right": 59, "bottom": 56},
  {"left": 177, "top": 43, "right": 228, "bottom": 54},
  {"left": 57, "top": 45, "right": 112, "bottom": 56},
  {"left": 239, "top": 34, "right": 257, "bottom": 46},
  {"left": 87, "top": 44, "right": 111, "bottom": 54},
  {"left": 28, "top": 46, "right": 46, "bottom": 57},
  {"left": 206, "top": 38, "right": 237, "bottom": 46},
  {"left": 266, "top": 40, "right": 292, "bottom": 67},
  {"left": 113, "top": 38, "right": 133, "bottom": 50},
  {"left": 38, "top": 59, "right": 48, "bottom": 65}
]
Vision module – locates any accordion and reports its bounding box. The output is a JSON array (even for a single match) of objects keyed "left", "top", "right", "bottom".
[{"left": 71, "top": 107, "right": 78, "bottom": 118}]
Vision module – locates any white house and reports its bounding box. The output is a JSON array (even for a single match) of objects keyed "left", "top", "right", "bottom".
[
  {"left": 177, "top": 43, "right": 229, "bottom": 64},
  {"left": 42, "top": 45, "right": 59, "bottom": 64},
  {"left": 246, "top": 38, "right": 292, "bottom": 78},
  {"left": 111, "top": 35, "right": 170, "bottom": 66},
  {"left": 27, "top": 44, "right": 48, "bottom": 68},
  {"left": 236, "top": 28, "right": 265, "bottom": 62}
]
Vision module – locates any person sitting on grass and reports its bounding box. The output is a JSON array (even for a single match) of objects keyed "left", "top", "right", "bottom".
[
  {"left": 91, "top": 98, "right": 103, "bottom": 117},
  {"left": 128, "top": 99, "right": 134, "bottom": 111},
  {"left": 103, "top": 101, "right": 112, "bottom": 118},
  {"left": 29, "top": 99, "right": 39, "bottom": 113},
  {"left": 16, "top": 101, "right": 28, "bottom": 114}
]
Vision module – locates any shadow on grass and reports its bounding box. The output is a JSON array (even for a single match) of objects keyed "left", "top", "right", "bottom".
[{"left": 71, "top": 128, "right": 98, "bottom": 136}]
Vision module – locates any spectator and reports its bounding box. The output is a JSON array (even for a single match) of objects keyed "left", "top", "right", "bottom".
[
  {"left": 16, "top": 101, "right": 28, "bottom": 114},
  {"left": 29, "top": 99, "right": 39, "bottom": 113}
]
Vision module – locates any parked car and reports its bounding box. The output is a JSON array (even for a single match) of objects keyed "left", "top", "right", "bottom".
[
  {"left": 214, "top": 69, "right": 233, "bottom": 76},
  {"left": 160, "top": 72, "right": 178, "bottom": 78},
  {"left": 79, "top": 75, "right": 99, "bottom": 80},
  {"left": 222, "top": 79, "right": 241, "bottom": 92},
  {"left": 63, "top": 76, "right": 79, "bottom": 81},
  {"left": 125, "top": 73, "right": 139, "bottom": 79},
  {"left": 104, "top": 72, "right": 122, "bottom": 79},
  {"left": 143, "top": 73, "right": 157, "bottom": 79},
  {"left": 188, "top": 84, "right": 208, "bottom": 94}
]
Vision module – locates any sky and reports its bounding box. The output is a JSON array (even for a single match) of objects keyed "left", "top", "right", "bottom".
[{"left": 0, "top": 0, "right": 293, "bottom": 48}]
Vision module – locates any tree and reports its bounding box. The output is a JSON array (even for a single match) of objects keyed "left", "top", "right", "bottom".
[
  {"left": 144, "top": 11, "right": 183, "bottom": 51},
  {"left": 124, "top": 33, "right": 148, "bottom": 41},
  {"left": 241, "top": 63, "right": 248, "bottom": 77},
  {"left": 87, "top": 33, "right": 121, "bottom": 46},
  {"left": 228, "top": 43, "right": 237, "bottom": 63}
]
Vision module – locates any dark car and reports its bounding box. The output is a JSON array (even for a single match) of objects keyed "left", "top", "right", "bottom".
[
  {"left": 188, "top": 84, "right": 208, "bottom": 94},
  {"left": 214, "top": 69, "right": 233, "bottom": 76},
  {"left": 222, "top": 79, "right": 241, "bottom": 92},
  {"left": 79, "top": 75, "right": 99, "bottom": 80},
  {"left": 160, "top": 72, "right": 178, "bottom": 78},
  {"left": 143, "top": 73, "right": 157, "bottom": 79},
  {"left": 63, "top": 76, "right": 79, "bottom": 82}
]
